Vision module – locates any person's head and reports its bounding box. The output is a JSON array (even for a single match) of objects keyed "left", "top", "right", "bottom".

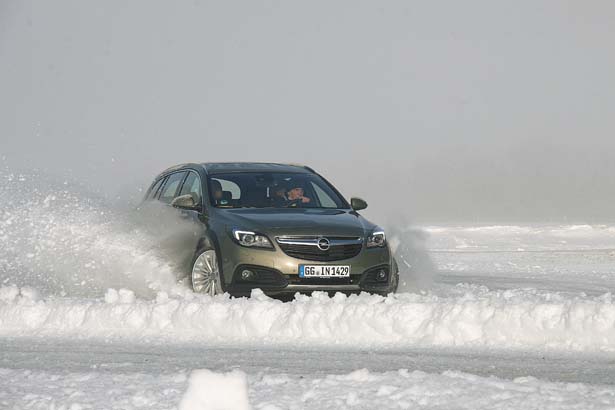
[
  {"left": 272, "top": 185, "right": 286, "bottom": 198},
  {"left": 287, "top": 186, "right": 304, "bottom": 200},
  {"left": 211, "top": 180, "right": 223, "bottom": 200}
]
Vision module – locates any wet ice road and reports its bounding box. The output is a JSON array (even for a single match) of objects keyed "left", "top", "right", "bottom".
[
  {"left": 433, "top": 248, "right": 615, "bottom": 296},
  {"left": 423, "top": 225, "right": 615, "bottom": 296}
]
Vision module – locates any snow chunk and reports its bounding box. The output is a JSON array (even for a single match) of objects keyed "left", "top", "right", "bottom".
[
  {"left": 104, "top": 288, "right": 135, "bottom": 304},
  {"left": 180, "top": 369, "right": 251, "bottom": 410},
  {"left": 0, "top": 285, "right": 20, "bottom": 303},
  {"left": 19, "top": 287, "right": 40, "bottom": 302},
  {"left": 118, "top": 288, "right": 135, "bottom": 304},
  {"left": 104, "top": 288, "right": 119, "bottom": 304},
  {"left": 0, "top": 286, "right": 39, "bottom": 303}
]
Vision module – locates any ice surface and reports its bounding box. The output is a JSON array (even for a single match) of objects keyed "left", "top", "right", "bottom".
[
  {"left": 423, "top": 224, "right": 615, "bottom": 295},
  {"left": 1, "top": 367, "right": 613, "bottom": 410}
]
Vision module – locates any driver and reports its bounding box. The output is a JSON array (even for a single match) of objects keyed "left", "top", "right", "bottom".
[
  {"left": 286, "top": 184, "right": 311, "bottom": 205},
  {"left": 270, "top": 181, "right": 311, "bottom": 207}
]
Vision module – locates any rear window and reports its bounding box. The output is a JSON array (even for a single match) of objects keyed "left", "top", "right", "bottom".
[{"left": 147, "top": 178, "right": 165, "bottom": 200}]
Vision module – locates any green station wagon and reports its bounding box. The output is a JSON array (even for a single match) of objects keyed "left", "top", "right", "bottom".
[{"left": 143, "top": 162, "right": 398, "bottom": 297}]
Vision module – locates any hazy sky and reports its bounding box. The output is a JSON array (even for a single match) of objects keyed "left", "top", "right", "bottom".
[{"left": 1, "top": 1, "right": 614, "bottom": 222}]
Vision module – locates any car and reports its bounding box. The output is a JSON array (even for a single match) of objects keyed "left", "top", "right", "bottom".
[{"left": 142, "top": 162, "right": 399, "bottom": 297}]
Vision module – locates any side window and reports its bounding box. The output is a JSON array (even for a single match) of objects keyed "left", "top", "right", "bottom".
[
  {"left": 159, "top": 172, "right": 188, "bottom": 204},
  {"left": 213, "top": 178, "right": 241, "bottom": 199},
  {"left": 147, "top": 178, "right": 165, "bottom": 201},
  {"left": 179, "top": 172, "right": 202, "bottom": 202},
  {"left": 209, "top": 177, "right": 242, "bottom": 207},
  {"left": 310, "top": 182, "right": 337, "bottom": 208}
]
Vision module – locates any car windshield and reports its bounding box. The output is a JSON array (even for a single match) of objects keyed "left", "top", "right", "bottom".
[{"left": 208, "top": 172, "right": 348, "bottom": 209}]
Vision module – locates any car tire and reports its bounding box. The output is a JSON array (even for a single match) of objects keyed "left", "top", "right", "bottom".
[
  {"left": 389, "top": 271, "right": 399, "bottom": 294},
  {"left": 189, "top": 248, "right": 224, "bottom": 295},
  {"left": 392, "top": 257, "right": 400, "bottom": 291}
]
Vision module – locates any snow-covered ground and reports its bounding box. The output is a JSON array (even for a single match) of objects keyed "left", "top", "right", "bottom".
[
  {"left": 3, "top": 367, "right": 615, "bottom": 410},
  {"left": 1, "top": 173, "right": 615, "bottom": 409}
]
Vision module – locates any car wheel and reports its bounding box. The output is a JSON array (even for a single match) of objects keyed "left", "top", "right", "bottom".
[
  {"left": 381, "top": 258, "right": 399, "bottom": 295},
  {"left": 389, "top": 270, "right": 399, "bottom": 293},
  {"left": 190, "top": 249, "right": 223, "bottom": 295}
]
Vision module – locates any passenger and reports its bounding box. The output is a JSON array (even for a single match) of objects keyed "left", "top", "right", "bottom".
[
  {"left": 211, "top": 180, "right": 223, "bottom": 203},
  {"left": 271, "top": 185, "right": 288, "bottom": 207}
]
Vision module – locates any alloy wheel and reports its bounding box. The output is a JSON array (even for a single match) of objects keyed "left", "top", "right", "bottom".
[{"left": 191, "top": 250, "right": 222, "bottom": 295}]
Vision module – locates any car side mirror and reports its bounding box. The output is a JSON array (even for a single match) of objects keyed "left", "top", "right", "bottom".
[
  {"left": 171, "top": 194, "right": 201, "bottom": 211},
  {"left": 350, "top": 197, "right": 368, "bottom": 211}
]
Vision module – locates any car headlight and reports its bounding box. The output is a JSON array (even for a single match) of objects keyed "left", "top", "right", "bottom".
[
  {"left": 367, "top": 230, "right": 386, "bottom": 248},
  {"left": 232, "top": 229, "right": 273, "bottom": 249}
]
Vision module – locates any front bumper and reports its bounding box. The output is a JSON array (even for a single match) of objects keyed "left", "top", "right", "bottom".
[{"left": 218, "top": 234, "right": 394, "bottom": 296}]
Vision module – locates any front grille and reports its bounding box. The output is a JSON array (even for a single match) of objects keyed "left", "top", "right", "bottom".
[{"left": 276, "top": 236, "right": 363, "bottom": 261}]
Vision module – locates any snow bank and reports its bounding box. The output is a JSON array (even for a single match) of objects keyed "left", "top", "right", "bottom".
[
  {"left": 2, "top": 285, "right": 615, "bottom": 352},
  {"left": 180, "top": 370, "right": 251, "bottom": 410},
  {"left": 2, "top": 367, "right": 614, "bottom": 410}
]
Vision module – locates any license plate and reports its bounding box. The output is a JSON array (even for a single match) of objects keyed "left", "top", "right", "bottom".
[{"left": 299, "top": 265, "right": 350, "bottom": 278}]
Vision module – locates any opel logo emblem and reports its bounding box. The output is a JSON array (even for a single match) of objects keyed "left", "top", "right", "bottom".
[{"left": 317, "top": 237, "right": 330, "bottom": 251}]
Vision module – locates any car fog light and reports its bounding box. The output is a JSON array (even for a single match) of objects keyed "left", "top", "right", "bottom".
[
  {"left": 241, "top": 269, "right": 255, "bottom": 281},
  {"left": 376, "top": 269, "right": 388, "bottom": 282}
]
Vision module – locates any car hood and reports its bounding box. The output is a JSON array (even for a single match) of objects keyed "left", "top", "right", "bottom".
[{"left": 215, "top": 208, "right": 376, "bottom": 237}]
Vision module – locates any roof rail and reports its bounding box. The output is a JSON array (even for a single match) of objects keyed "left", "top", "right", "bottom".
[{"left": 285, "top": 162, "right": 316, "bottom": 173}]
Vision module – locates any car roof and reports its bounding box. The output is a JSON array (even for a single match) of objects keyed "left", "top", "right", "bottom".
[
  {"left": 155, "top": 162, "right": 314, "bottom": 181},
  {"left": 201, "top": 162, "right": 313, "bottom": 175}
]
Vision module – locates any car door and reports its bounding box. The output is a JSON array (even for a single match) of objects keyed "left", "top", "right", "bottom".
[
  {"left": 174, "top": 170, "right": 210, "bottom": 273},
  {"left": 177, "top": 171, "right": 203, "bottom": 210},
  {"left": 159, "top": 172, "right": 188, "bottom": 204},
  {"left": 144, "top": 177, "right": 166, "bottom": 202},
  {"left": 145, "top": 171, "right": 194, "bottom": 276}
]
